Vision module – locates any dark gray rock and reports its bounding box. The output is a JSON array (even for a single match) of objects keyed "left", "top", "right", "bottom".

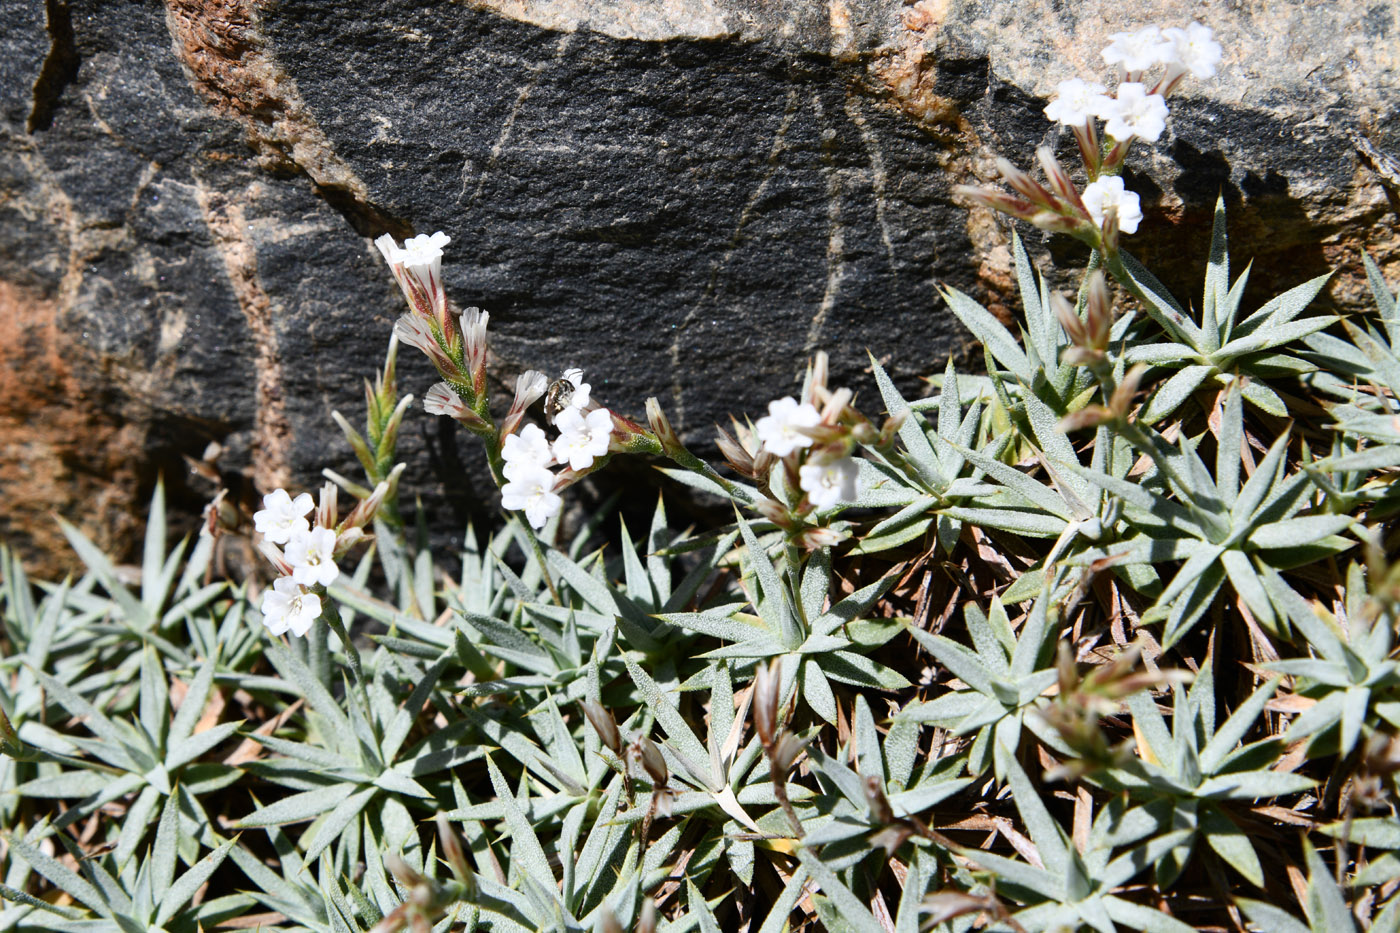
[{"left": 1, "top": 0, "right": 1396, "bottom": 571}]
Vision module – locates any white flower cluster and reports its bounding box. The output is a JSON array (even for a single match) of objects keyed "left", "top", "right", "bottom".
[
  {"left": 253, "top": 489, "right": 340, "bottom": 637},
  {"left": 755, "top": 397, "right": 859, "bottom": 510},
  {"left": 500, "top": 369, "right": 614, "bottom": 530},
  {"left": 1041, "top": 22, "right": 1222, "bottom": 237},
  {"left": 1046, "top": 23, "right": 1222, "bottom": 142}
]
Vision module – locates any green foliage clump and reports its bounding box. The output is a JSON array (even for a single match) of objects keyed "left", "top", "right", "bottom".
[{"left": 4, "top": 25, "right": 1400, "bottom": 933}]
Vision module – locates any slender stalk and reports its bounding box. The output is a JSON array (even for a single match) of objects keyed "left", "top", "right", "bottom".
[
  {"left": 308, "top": 615, "right": 331, "bottom": 689},
  {"left": 321, "top": 599, "right": 374, "bottom": 737},
  {"left": 665, "top": 443, "right": 758, "bottom": 506},
  {"left": 768, "top": 754, "right": 805, "bottom": 840}
]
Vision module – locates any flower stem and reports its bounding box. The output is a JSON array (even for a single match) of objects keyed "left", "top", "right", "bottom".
[
  {"left": 308, "top": 616, "right": 330, "bottom": 689},
  {"left": 768, "top": 754, "right": 805, "bottom": 840},
  {"left": 321, "top": 598, "right": 374, "bottom": 735}
]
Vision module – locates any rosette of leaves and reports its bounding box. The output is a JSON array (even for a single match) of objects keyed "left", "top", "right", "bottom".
[
  {"left": 1117, "top": 197, "right": 1334, "bottom": 423},
  {"left": 0, "top": 552, "right": 86, "bottom": 805},
  {"left": 859, "top": 356, "right": 1007, "bottom": 554},
  {"left": 897, "top": 592, "right": 1070, "bottom": 778},
  {"left": 54, "top": 481, "right": 229, "bottom": 673},
  {"left": 1, "top": 794, "right": 245, "bottom": 932},
  {"left": 942, "top": 232, "right": 1132, "bottom": 417},
  {"left": 802, "top": 694, "right": 970, "bottom": 859},
  {"left": 1069, "top": 382, "right": 1353, "bottom": 647},
  {"left": 950, "top": 745, "right": 1199, "bottom": 933},
  {"left": 1091, "top": 671, "right": 1315, "bottom": 888},
  {"left": 234, "top": 642, "right": 478, "bottom": 873},
  {"left": 1302, "top": 253, "right": 1400, "bottom": 447},
  {"left": 1235, "top": 837, "right": 1393, "bottom": 933},
  {"left": 1264, "top": 561, "right": 1400, "bottom": 759},
  {"left": 16, "top": 643, "right": 240, "bottom": 870},
  {"left": 659, "top": 516, "right": 908, "bottom": 726},
  {"left": 535, "top": 497, "right": 735, "bottom": 679}
]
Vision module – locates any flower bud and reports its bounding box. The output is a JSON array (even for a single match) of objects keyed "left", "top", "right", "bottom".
[
  {"left": 331, "top": 525, "right": 368, "bottom": 558},
  {"left": 460, "top": 307, "right": 490, "bottom": 398},
  {"left": 645, "top": 397, "right": 685, "bottom": 459},
  {"left": 803, "top": 351, "right": 830, "bottom": 407},
  {"left": 1072, "top": 121, "right": 1102, "bottom": 177},
  {"left": 795, "top": 524, "right": 849, "bottom": 550},
  {"left": 863, "top": 775, "right": 894, "bottom": 824},
  {"left": 818, "top": 387, "right": 853, "bottom": 426},
  {"left": 394, "top": 315, "right": 470, "bottom": 391},
  {"left": 498, "top": 370, "right": 546, "bottom": 440},
  {"left": 607, "top": 411, "right": 662, "bottom": 456},
  {"left": 952, "top": 184, "right": 1038, "bottom": 220},
  {"left": 1058, "top": 405, "right": 1115, "bottom": 433},
  {"left": 435, "top": 813, "right": 476, "bottom": 893},
  {"left": 1100, "top": 203, "right": 1122, "bottom": 254},
  {"left": 753, "top": 659, "right": 781, "bottom": 748},
  {"left": 315, "top": 482, "right": 338, "bottom": 530},
  {"left": 635, "top": 735, "right": 669, "bottom": 786},
  {"left": 1036, "top": 146, "right": 1086, "bottom": 214},
  {"left": 876, "top": 410, "right": 907, "bottom": 449},
  {"left": 715, "top": 424, "right": 754, "bottom": 476},
  {"left": 341, "top": 479, "right": 389, "bottom": 531},
  {"left": 581, "top": 699, "right": 622, "bottom": 755},
  {"left": 638, "top": 899, "right": 658, "bottom": 933},
  {"left": 751, "top": 496, "right": 797, "bottom": 532},
  {"left": 996, "top": 157, "right": 1059, "bottom": 210},
  {"left": 772, "top": 732, "right": 808, "bottom": 772},
  {"left": 1110, "top": 363, "right": 1148, "bottom": 419},
  {"left": 1084, "top": 270, "right": 1112, "bottom": 348},
  {"left": 257, "top": 540, "right": 296, "bottom": 577}
]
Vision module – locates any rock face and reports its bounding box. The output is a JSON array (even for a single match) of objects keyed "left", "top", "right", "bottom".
[{"left": 1, "top": 0, "right": 1396, "bottom": 574}]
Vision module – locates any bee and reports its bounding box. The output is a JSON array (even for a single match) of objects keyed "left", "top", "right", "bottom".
[{"left": 544, "top": 378, "right": 575, "bottom": 424}]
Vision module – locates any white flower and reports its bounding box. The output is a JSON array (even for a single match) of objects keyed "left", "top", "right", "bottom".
[
  {"left": 551, "top": 407, "right": 614, "bottom": 471},
  {"left": 513, "top": 370, "right": 548, "bottom": 411},
  {"left": 1043, "top": 78, "right": 1108, "bottom": 126},
  {"left": 1099, "top": 83, "right": 1169, "bottom": 143},
  {"left": 501, "top": 464, "right": 562, "bottom": 530},
  {"left": 260, "top": 576, "right": 322, "bottom": 638},
  {"left": 755, "top": 397, "right": 821, "bottom": 458},
  {"left": 1082, "top": 176, "right": 1143, "bottom": 235},
  {"left": 253, "top": 488, "right": 314, "bottom": 545},
  {"left": 799, "top": 457, "right": 860, "bottom": 510},
  {"left": 285, "top": 526, "right": 340, "bottom": 588},
  {"left": 1163, "top": 22, "right": 1222, "bottom": 79},
  {"left": 502, "top": 423, "right": 555, "bottom": 479},
  {"left": 562, "top": 368, "right": 591, "bottom": 410},
  {"left": 424, "top": 382, "right": 466, "bottom": 418},
  {"left": 375, "top": 231, "right": 451, "bottom": 310},
  {"left": 1101, "top": 26, "right": 1175, "bottom": 73}
]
